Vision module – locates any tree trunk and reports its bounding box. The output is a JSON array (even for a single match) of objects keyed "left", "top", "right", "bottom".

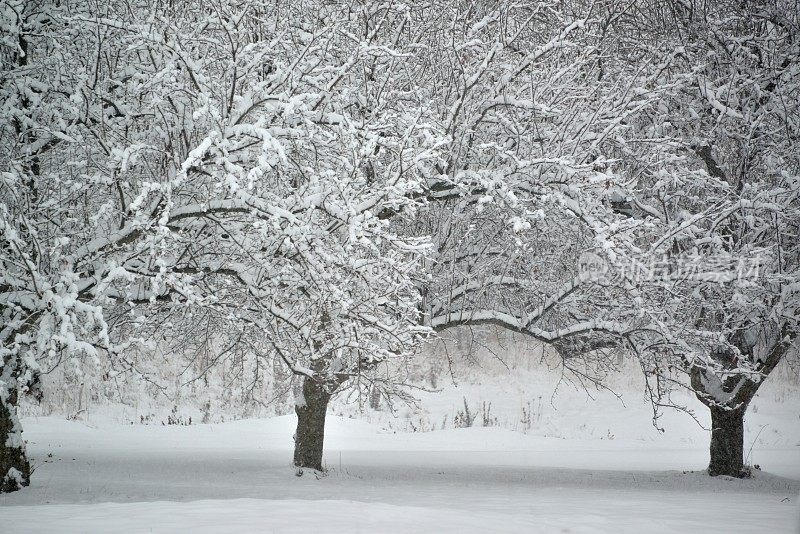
[
  {"left": 293, "top": 377, "right": 332, "bottom": 472},
  {"left": 0, "top": 388, "right": 31, "bottom": 493},
  {"left": 708, "top": 404, "right": 746, "bottom": 477}
]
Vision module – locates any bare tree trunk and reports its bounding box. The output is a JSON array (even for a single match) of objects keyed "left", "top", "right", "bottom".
[
  {"left": 0, "top": 388, "right": 31, "bottom": 493},
  {"left": 293, "top": 376, "right": 333, "bottom": 471},
  {"left": 708, "top": 404, "right": 746, "bottom": 477}
]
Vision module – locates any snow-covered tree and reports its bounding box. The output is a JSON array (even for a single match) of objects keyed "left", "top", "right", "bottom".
[
  {"left": 407, "top": 2, "right": 798, "bottom": 480},
  {"left": 592, "top": 0, "right": 800, "bottom": 476},
  {"left": 1, "top": 0, "right": 442, "bottom": 487}
]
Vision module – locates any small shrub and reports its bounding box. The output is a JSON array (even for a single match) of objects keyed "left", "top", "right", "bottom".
[
  {"left": 480, "top": 401, "right": 498, "bottom": 427},
  {"left": 453, "top": 397, "right": 476, "bottom": 428}
]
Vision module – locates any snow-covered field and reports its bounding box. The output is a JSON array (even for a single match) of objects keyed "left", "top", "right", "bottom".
[
  {"left": 2, "top": 358, "right": 799, "bottom": 534},
  {"left": 1, "top": 415, "right": 799, "bottom": 533}
]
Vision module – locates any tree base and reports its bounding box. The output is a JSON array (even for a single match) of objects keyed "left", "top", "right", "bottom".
[
  {"left": 1, "top": 393, "right": 31, "bottom": 493},
  {"left": 294, "top": 466, "right": 327, "bottom": 479},
  {"left": 1, "top": 463, "right": 30, "bottom": 493},
  {"left": 708, "top": 465, "right": 753, "bottom": 479}
]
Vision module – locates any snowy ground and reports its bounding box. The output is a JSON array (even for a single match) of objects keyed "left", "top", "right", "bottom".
[
  {"left": 3, "top": 355, "right": 799, "bottom": 533},
  {"left": 1, "top": 415, "right": 799, "bottom": 533}
]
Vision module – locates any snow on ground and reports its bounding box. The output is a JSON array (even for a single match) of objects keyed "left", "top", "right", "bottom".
[
  {"left": 3, "top": 353, "right": 799, "bottom": 533},
  {"left": 0, "top": 416, "right": 799, "bottom": 533},
  {"left": 1, "top": 411, "right": 799, "bottom": 532}
]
